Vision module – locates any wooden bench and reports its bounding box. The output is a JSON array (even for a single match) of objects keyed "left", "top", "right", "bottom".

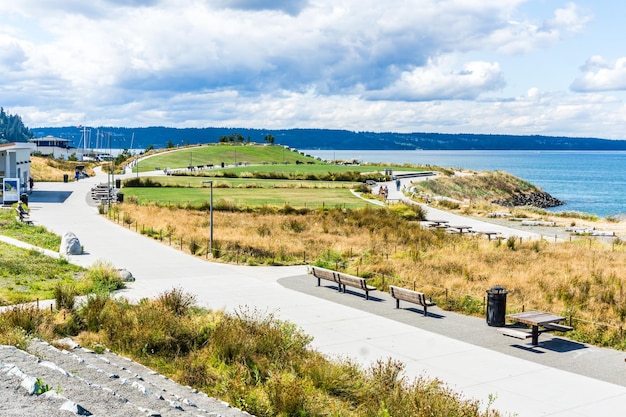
[
  {"left": 310, "top": 266, "right": 340, "bottom": 290},
  {"left": 389, "top": 285, "right": 436, "bottom": 316},
  {"left": 499, "top": 328, "right": 533, "bottom": 340},
  {"left": 15, "top": 207, "right": 32, "bottom": 225},
  {"left": 541, "top": 323, "right": 574, "bottom": 333},
  {"left": 336, "top": 272, "right": 376, "bottom": 300}
]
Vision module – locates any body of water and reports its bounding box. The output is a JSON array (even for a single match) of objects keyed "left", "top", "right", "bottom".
[{"left": 303, "top": 150, "right": 626, "bottom": 218}]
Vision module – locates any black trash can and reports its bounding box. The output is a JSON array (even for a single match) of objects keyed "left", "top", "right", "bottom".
[
  {"left": 486, "top": 286, "right": 508, "bottom": 327},
  {"left": 116, "top": 192, "right": 124, "bottom": 203},
  {"left": 115, "top": 178, "right": 121, "bottom": 189},
  {"left": 220, "top": 162, "right": 225, "bottom": 168},
  {"left": 63, "top": 174, "right": 69, "bottom": 183},
  {"left": 20, "top": 193, "right": 28, "bottom": 205}
]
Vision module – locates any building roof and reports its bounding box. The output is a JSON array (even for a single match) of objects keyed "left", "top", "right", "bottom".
[
  {"left": 31, "top": 135, "right": 71, "bottom": 143},
  {"left": 0, "top": 142, "right": 36, "bottom": 151}
]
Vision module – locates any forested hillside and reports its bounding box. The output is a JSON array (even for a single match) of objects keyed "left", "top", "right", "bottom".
[
  {"left": 30, "top": 126, "right": 626, "bottom": 151},
  {"left": 0, "top": 108, "right": 33, "bottom": 144}
]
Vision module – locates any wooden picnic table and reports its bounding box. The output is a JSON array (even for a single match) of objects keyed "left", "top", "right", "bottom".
[
  {"left": 506, "top": 311, "right": 566, "bottom": 346},
  {"left": 450, "top": 225, "right": 472, "bottom": 234},
  {"left": 427, "top": 219, "right": 449, "bottom": 227},
  {"left": 481, "top": 231, "right": 499, "bottom": 240}
]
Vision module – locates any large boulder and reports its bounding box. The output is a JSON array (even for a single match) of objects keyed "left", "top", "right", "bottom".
[
  {"left": 60, "top": 232, "right": 83, "bottom": 255},
  {"left": 118, "top": 268, "right": 135, "bottom": 282}
]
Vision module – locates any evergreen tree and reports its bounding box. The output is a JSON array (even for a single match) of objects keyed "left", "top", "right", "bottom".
[{"left": 0, "top": 107, "right": 34, "bottom": 143}]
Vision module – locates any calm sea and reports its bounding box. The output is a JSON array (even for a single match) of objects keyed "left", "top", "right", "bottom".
[{"left": 303, "top": 150, "right": 626, "bottom": 218}]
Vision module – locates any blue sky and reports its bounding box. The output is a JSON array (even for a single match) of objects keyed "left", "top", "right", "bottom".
[{"left": 1, "top": 1, "right": 625, "bottom": 139}]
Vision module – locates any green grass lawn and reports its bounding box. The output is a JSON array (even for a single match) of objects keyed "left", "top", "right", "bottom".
[
  {"left": 0, "top": 241, "right": 84, "bottom": 305},
  {"left": 136, "top": 143, "right": 320, "bottom": 172},
  {"left": 134, "top": 143, "right": 429, "bottom": 176},
  {"left": 120, "top": 186, "right": 373, "bottom": 209},
  {"left": 0, "top": 208, "right": 62, "bottom": 251}
]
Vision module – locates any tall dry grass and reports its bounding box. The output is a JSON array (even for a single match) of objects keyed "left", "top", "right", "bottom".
[
  {"left": 1, "top": 289, "right": 505, "bottom": 416},
  {"left": 111, "top": 201, "right": 626, "bottom": 348},
  {"left": 30, "top": 156, "right": 97, "bottom": 182}
]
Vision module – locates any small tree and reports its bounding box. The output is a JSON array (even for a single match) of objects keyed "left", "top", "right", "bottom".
[{"left": 264, "top": 134, "right": 275, "bottom": 144}]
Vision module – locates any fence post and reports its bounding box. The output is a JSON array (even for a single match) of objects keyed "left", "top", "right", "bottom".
[{"left": 180, "top": 237, "right": 183, "bottom": 250}]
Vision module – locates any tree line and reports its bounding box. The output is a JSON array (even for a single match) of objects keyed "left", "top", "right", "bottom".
[{"left": 0, "top": 107, "right": 33, "bottom": 144}]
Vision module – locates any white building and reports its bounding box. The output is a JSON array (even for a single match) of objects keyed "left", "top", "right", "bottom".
[
  {"left": 1, "top": 142, "right": 36, "bottom": 204},
  {"left": 30, "top": 136, "right": 78, "bottom": 159}
]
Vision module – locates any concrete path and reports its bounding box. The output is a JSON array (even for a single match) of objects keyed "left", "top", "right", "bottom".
[{"left": 8, "top": 170, "right": 626, "bottom": 417}]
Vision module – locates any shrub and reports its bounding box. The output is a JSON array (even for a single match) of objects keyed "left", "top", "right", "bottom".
[
  {"left": 155, "top": 288, "right": 197, "bottom": 317},
  {"left": 84, "top": 261, "right": 125, "bottom": 293},
  {"left": 80, "top": 293, "right": 111, "bottom": 332},
  {"left": 0, "top": 305, "right": 50, "bottom": 335},
  {"left": 54, "top": 284, "right": 76, "bottom": 311},
  {"left": 123, "top": 177, "right": 162, "bottom": 187}
]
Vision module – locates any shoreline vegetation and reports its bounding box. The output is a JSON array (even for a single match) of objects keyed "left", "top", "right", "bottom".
[{"left": 2, "top": 143, "right": 626, "bottom": 416}]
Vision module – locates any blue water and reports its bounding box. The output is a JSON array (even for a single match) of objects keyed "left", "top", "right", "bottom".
[{"left": 303, "top": 150, "right": 626, "bottom": 218}]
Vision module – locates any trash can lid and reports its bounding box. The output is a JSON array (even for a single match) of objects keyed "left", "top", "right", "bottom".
[{"left": 487, "top": 285, "right": 507, "bottom": 294}]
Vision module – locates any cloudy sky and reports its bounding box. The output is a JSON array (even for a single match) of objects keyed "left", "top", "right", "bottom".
[{"left": 1, "top": 1, "right": 625, "bottom": 138}]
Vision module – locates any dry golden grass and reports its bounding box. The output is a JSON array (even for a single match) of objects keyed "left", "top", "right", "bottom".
[
  {"left": 30, "top": 156, "right": 97, "bottom": 182},
  {"left": 109, "top": 200, "right": 626, "bottom": 349}
]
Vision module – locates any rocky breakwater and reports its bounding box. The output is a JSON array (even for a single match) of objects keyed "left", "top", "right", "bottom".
[{"left": 492, "top": 191, "right": 564, "bottom": 209}]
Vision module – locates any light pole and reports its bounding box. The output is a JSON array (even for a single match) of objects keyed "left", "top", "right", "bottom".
[{"left": 202, "top": 180, "right": 213, "bottom": 256}]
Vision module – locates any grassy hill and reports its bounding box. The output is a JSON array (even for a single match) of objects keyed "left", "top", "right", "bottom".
[{"left": 136, "top": 143, "right": 321, "bottom": 172}]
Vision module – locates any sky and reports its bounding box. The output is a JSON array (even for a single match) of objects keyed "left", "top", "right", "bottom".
[{"left": 1, "top": 0, "right": 626, "bottom": 139}]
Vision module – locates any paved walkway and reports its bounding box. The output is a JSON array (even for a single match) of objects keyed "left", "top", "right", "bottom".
[{"left": 7, "top": 171, "right": 626, "bottom": 417}]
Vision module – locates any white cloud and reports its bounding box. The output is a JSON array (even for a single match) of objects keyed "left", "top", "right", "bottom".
[
  {"left": 1, "top": 1, "right": 624, "bottom": 140},
  {"left": 0, "top": 35, "right": 27, "bottom": 71},
  {"left": 483, "top": 3, "right": 590, "bottom": 54},
  {"left": 365, "top": 59, "right": 505, "bottom": 101},
  {"left": 571, "top": 56, "right": 626, "bottom": 92}
]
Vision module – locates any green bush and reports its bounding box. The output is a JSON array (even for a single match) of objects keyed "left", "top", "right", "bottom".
[
  {"left": 84, "top": 261, "right": 125, "bottom": 293},
  {"left": 54, "top": 284, "right": 76, "bottom": 311}
]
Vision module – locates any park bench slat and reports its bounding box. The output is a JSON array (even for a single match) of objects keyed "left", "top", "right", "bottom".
[{"left": 389, "top": 285, "right": 435, "bottom": 316}]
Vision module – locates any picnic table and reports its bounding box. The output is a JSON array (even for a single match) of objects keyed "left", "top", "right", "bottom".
[
  {"left": 427, "top": 219, "right": 449, "bottom": 227},
  {"left": 505, "top": 311, "right": 567, "bottom": 346},
  {"left": 450, "top": 225, "right": 472, "bottom": 234},
  {"left": 481, "top": 231, "right": 500, "bottom": 241}
]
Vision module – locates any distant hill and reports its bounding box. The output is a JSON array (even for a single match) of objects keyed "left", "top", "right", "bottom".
[{"left": 28, "top": 126, "right": 626, "bottom": 151}]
